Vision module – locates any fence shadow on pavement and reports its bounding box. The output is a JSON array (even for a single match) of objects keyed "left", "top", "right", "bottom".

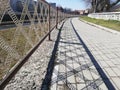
[
  {"left": 41, "top": 21, "right": 65, "bottom": 90},
  {"left": 70, "top": 19, "right": 115, "bottom": 90}
]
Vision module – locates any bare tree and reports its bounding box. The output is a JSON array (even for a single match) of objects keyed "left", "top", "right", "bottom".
[{"left": 83, "top": 0, "right": 120, "bottom": 12}]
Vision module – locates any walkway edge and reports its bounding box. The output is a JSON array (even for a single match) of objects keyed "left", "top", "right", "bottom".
[{"left": 80, "top": 18, "right": 120, "bottom": 35}]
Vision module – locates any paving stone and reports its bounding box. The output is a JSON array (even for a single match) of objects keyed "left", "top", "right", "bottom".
[
  {"left": 57, "top": 84, "right": 65, "bottom": 90},
  {"left": 52, "top": 66, "right": 59, "bottom": 79},
  {"left": 105, "top": 68, "right": 117, "bottom": 77},
  {"left": 58, "top": 81, "right": 65, "bottom": 85},
  {"left": 59, "top": 64, "right": 66, "bottom": 73},
  {"left": 111, "top": 77, "right": 120, "bottom": 89},
  {"left": 67, "top": 75, "right": 76, "bottom": 84},
  {"left": 75, "top": 73, "right": 85, "bottom": 83},
  {"left": 51, "top": 83, "right": 57, "bottom": 90},
  {"left": 90, "top": 70, "right": 99, "bottom": 79},
  {"left": 83, "top": 70, "right": 94, "bottom": 81},
  {"left": 99, "top": 61, "right": 109, "bottom": 68},
  {"left": 67, "top": 84, "right": 77, "bottom": 89},
  {"left": 112, "top": 68, "right": 120, "bottom": 76},
  {"left": 105, "top": 61, "right": 115, "bottom": 67},
  {"left": 73, "top": 18, "right": 120, "bottom": 90},
  {"left": 66, "top": 61, "right": 73, "bottom": 64},
  {"left": 99, "top": 83, "right": 108, "bottom": 90},
  {"left": 50, "top": 18, "right": 120, "bottom": 90},
  {"left": 73, "top": 63, "right": 80, "bottom": 69}
]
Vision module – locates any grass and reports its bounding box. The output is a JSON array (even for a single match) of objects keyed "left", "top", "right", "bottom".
[
  {"left": 0, "top": 27, "right": 25, "bottom": 80},
  {"left": 0, "top": 24, "right": 49, "bottom": 80},
  {"left": 80, "top": 16, "right": 120, "bottom": 31}
]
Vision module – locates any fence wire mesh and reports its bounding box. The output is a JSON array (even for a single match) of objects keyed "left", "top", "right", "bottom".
[{"left": 0, "top": 0, "right": 71, "bottom": 82}]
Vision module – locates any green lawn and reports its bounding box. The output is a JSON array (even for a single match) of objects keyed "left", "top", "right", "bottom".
[{"left": 80, "top": 16, "right": 120, "bottom": 31}]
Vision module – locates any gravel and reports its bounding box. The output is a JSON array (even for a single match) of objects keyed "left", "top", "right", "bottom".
[{"left": 4, "top": 23, "right": 62, "bottom": 90}]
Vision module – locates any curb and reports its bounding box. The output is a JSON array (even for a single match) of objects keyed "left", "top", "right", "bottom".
[{"left": 79, "top": 18, "right": 120, "bottom": 36}]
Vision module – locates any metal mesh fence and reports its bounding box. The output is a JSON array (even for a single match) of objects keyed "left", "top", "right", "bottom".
[{"left": 0, "top": 0, "right": 71, "bottom": 83}]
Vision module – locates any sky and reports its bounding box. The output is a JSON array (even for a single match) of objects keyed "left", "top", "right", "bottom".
[{"left": 46, "top": 0, "right": 88, "bottom": 10}]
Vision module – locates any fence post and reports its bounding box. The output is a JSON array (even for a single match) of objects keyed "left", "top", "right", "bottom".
[
  {"left": 48, "top": 5, "right": 51, "bottom": 40},
  {"left": 56, "top": 7, "right": 58, "bottom": 29}
]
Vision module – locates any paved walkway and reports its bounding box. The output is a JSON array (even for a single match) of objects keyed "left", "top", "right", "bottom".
[{"left": 50, "top": 18, "right": 120, "bottom": 90}]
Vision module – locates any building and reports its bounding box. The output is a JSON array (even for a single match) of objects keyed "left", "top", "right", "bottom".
[
  {"left": 79, "top": 10, "right": 84, "bottom": 15},
  {"left": 63, "top": 8, "right": 72, "bottom": 13},
  {"left": 77, "top": 10, "right": 89, "bottom": 15},
  {"left": 84, "top": 10, "right": 89, "bottom": 15},
  {"left": 10, "top": 0, "right": 34, "bottom": 12},
  {"left": 49, "top": 3, "right": 56, "bottom": 8}
]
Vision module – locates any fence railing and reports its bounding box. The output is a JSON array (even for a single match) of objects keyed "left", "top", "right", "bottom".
[
  {"left": 88, "top": 12, "right": 120, "bottom": 21},
  {"left": 0, "top": 0, "right": 73, "bottom": 89}
]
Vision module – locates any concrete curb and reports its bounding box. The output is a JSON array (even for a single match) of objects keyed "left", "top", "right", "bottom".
[{"left": 79, "top": 18, "right": 120, "bottom": 36}]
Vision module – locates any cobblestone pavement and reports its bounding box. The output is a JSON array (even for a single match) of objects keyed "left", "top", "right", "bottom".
[{"left": 50, "top": 18, "right": 120, "bottom": 90}]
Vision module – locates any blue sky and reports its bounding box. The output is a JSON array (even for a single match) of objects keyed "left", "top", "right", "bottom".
[{"left": 46, "top": 0, "right": 88, "bottom": 10}]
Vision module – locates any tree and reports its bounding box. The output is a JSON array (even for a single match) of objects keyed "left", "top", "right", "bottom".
[{"left": 84, "top": 0, "right": 120, "bottom": 12}]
